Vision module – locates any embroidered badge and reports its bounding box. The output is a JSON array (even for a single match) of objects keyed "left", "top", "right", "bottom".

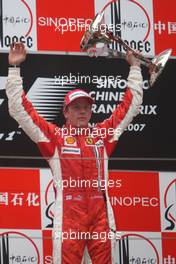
[
  {"left": 64, "top": 136, "right": 76, "bottom": 146},
  {"left": 85, "top": 137, "right": 94, "bottom": 145},
  {"left": 61, "top": 147, "right": 81, "bottom": 155}
]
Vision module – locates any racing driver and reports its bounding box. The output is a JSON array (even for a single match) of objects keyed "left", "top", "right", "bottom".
[{"left": 6, "top": 42, "right": 143, "bottom": 264}]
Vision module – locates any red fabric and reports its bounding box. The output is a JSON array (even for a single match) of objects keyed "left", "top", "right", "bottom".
[
  {"left": 20, "top": 87, "right": 135, "bottom": 263},
  {"left": 62, "top": 192, "right": 111, "bottom": 264}
]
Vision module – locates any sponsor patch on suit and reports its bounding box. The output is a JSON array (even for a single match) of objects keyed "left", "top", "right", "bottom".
[
  {"left": 61, "top": 147, "right": 80, "bottom": 155},
  {"left": 64, "top": 136, "right": 77, "bottom": 146},
  {"left": 85, "top": 137, "right": 94, "bottom": 146}
]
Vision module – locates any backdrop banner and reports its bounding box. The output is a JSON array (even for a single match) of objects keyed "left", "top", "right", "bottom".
[
  {"left": 0, "top": 53, "right": 176, "bottom": 170},
  {"left": 0, "top": 168, "right": 176, "bottom": 263}
]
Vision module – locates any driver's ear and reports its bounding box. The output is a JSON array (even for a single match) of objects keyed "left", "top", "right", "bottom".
[{"left": 63, "top": 107, "right": 68, "bottom": 119}]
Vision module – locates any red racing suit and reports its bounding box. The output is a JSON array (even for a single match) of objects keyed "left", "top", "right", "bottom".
[{"left": 6, "top": 66, "right": 143, "bottom": 264}]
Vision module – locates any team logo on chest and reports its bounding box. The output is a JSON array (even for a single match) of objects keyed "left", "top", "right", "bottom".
[
  {"left": 85, "top": 137, "right": 94, "bottom": 146},
  {"left": 64, "top": 136, "right": 77, "bottom": 146}
]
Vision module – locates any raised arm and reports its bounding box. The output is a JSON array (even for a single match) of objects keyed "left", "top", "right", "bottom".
[
  {"left": 96, "top": 51, "right": 143, "bottom": 143},
  {"left": 5, "top": 43, "right": 56, "bottom": 144}
]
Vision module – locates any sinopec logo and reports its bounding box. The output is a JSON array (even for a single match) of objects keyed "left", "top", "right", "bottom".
[
  {"left": 0, "top": 231, "right": 40, "bottom": 263},
  {"left": 164, "top": 179, "right": 176, "bottom": 231},
  {"left": 95, "top": 0, "right": 154, "bottom": 55},
  {"left": 117, "top": 233, "right": 160, "bottom": 263},
  {"left": 0, "top": 0, "right": 35, "bottom": 49},
  {"left": 44, "top": 179, "right": 56, "bottom": 228}
]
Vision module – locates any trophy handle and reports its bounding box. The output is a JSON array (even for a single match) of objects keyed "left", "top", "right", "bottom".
[{"left": 149, "top": 48, "right": 172, "bottom": 86}]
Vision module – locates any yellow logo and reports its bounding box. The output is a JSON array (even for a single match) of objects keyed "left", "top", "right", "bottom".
[
  {"left": 66, "top": 137, "right": 76, "bottom": 145},
  {"left": 85, "top": 137, "right": 93, "bottom": 145}
]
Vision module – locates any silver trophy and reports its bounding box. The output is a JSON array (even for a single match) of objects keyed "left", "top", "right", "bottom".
[{"left": 80, "top": 12, "right": 172, "bottom": 86}]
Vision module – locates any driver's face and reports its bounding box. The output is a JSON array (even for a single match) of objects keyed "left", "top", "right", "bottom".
[{"left": 64, "top": 97, "right": 92, "bottom": 127}]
